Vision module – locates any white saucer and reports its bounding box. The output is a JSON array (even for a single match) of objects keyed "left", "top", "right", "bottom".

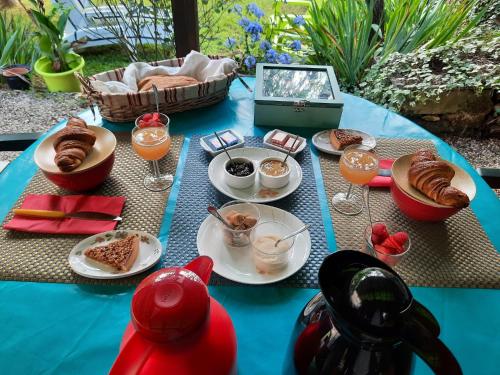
[
  {"left": 208, "top": 147, "right": 303, "bottom": 203},
  {"left": 68, "top": 230, "right": 162, "bottom": 279},
  {"left": 312, "top": 129, "right": 376, "bottom": 155},
  {"left": 196, "top": 204, "right": 311, "bottom": 285}
]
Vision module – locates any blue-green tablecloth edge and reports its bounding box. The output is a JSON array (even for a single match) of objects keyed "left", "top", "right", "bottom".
[{"left": 0, "top": 79, "right": 498, "bottom": 375}]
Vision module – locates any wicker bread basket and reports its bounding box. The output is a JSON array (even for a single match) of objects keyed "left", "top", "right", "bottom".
[{"left": 78, "top": 56, "right": 236, "bottom": 123}]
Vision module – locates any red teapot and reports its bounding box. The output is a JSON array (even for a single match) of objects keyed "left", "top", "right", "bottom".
[{"left": 110, "top": 256, "right": 237, "bottom": 375}]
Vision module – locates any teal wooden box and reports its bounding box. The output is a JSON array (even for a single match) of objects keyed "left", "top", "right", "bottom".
[{"left": 254, "top": 63, "right": 343, "bottom": 129}]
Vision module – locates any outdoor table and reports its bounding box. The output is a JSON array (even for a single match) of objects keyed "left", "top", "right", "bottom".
[{"left": 0, "top": 78, "right": 498, "bottom": 374}]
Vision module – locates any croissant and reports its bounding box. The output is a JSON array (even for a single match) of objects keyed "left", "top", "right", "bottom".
[
  {"left": 53, "top": 117, "right": 96, "bottom": 172},
  {"left": 408, "top": 150, "right": 469, "bottom": 208}
]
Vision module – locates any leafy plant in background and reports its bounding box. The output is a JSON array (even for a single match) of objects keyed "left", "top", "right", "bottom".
[
  {"left": 199, "top": 0, "right": 237, "bottom": 51},
  {"left": 86, "top": 0, "right": 175, "bottom": 63},
  {"left": 0, "top": 12, "right": 38, "bottom": 69},
  {"left": 358, "top": 35, "right": 500, "bottom": 112},
  {"left": 224, "top": 1, "right": 307, "bottom": 73},
  {"left": 301, "top": 0, "right": 484, "bottom": 91},
  {"left": 1, "top": 0, "right": 77, "bottom": 72}
]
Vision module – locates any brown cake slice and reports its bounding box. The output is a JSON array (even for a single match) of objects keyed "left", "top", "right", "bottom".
[
  {"left": 84, "top": 234, "right": 139, "bottom": 272},
  {"left": 329, "top": 130, "right": 363, "bottom": 150}
]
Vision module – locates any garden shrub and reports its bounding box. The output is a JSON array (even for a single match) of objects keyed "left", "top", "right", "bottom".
[{"left": 358, "top": 35, "right": 499, "bottom": 113}]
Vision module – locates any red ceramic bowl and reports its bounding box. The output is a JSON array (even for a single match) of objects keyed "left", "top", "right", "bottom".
[
  {"left": 391, "top": 154, "right": 476, "bottom": 222},
  {"left": 390, "top": 179, "right": 459, "bottom": 221},
  {"left": 34, "top": 126, "right": 117, "bottom": 192}
]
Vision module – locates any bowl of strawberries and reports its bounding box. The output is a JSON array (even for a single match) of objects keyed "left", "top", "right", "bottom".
[{"left": 364, "top": 222, "right": 410, "bottom": 267}]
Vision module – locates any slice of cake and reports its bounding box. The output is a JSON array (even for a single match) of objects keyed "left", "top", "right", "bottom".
[
  {"left": 84, "top": 234, "right": 139, "bottom": 272},
  {"left": 329, "top": 130, "right": 363, "bottom": 150}
]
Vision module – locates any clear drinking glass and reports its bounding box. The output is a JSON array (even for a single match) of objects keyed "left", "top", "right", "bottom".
[
  {"left": 364, "top": 222, "right": 411, "bottom": 267},
  {"left": 332, "top": 144, "right": 379, "bottom": 215},
  {"left": 250, "top": 221, "right": 295, "bottom": 274},
  {"left": 132, "top": 113, "right": 173, "bottom": 191}
]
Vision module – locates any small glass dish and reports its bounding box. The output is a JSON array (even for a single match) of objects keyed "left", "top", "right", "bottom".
[
  {"left": 250, "top": 221, "right": 295, "bottom": 274},
  {"left": 218, "top": 200, "right": 260, "bottom": 247},
  {"left": 364, "top": 221, "right": 411, "bottom": 267}
]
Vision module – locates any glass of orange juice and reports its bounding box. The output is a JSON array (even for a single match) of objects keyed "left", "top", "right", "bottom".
[
  {"left": 332, "top": 144, "right": 379, "bottom": 215},
  {"left": 132, "top": 113, "right": 173, "bottom": 191}
]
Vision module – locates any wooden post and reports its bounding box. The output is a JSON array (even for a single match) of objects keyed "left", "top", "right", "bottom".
[{"left": 171, "top": 0, "right": 200, "bottom": 58}]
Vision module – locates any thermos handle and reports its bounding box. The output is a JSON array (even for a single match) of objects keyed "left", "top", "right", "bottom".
[
  {"left": 109, "top": 332, "right": 155, "bottom": 375},
  {"left": 400, "top": 315, "right": 462, "bottom": 375}
]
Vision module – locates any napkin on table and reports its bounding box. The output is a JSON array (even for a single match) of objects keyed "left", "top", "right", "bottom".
[
  {"left": 3, "top": 194, "right": 126, "bottom": 235},
  {"left": 367, "top": 159, "right": 394, "bottom": 188}
]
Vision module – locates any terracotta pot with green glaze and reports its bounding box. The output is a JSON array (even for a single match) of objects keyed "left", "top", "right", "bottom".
[{"left": 34, "top": 53, "right": 85, "bottom": 92}]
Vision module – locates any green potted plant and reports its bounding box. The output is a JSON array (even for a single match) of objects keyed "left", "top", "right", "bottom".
[{"left": 9, "top": 0, "right": 85, "bottom": 92}]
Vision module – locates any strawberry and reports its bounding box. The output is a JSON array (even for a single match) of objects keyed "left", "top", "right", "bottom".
[
  {"left": 138, "top": 120, "right": 147, "bottom": 128},
  {"left": 371, "top": 233, "right": 384, "bottom": 245},
  {"left": 392, "top": 231, "right": 409, "bottom": 246},
  {"left": 143, "top": 113, "right": 153, "bottom": 122},
  {"left": 374, "top": 244, "right": 394, "bottom": 255},
  {"left": 152, "top": 112, "right": 160, "bottom": 121},
  {"left": 372, "top": 223, "right": 389, "bottom": 241},
  {"left": 381, "top": 236, "right": 403, "bottom": 254}
]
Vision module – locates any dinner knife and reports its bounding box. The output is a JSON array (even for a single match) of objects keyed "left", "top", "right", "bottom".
[{"left": 13, "top": 209, "right": 122, "bottom": 222}]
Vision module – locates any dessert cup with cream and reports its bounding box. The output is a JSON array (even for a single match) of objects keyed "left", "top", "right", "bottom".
[
  {"left": 250, "top": 221, "right": 294, "bottom": 274},
  {"left": 258, "top": 158, "right": 291, "bottom": 189}
]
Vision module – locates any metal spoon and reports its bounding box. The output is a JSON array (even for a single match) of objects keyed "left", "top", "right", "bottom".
[
  {"left": 207, "top": 205, "right": 233, "bottom": 229},
  {"left": 275, "top": 224, "right": 311, "bottom": 247},
  {"left": 283, "top": 135, "right": 299, "bottom": 166},
  {"left": 213, "top": 131, "right": 233, "bottom": 162},
  {"left": 152, "top": 84, "right": 160, "bottom": 113}
]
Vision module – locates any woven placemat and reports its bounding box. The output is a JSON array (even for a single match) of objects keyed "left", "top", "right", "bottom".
[
  {"left": 164, "top": 136, "right": 330, "bottom": 288},
  {"left": 0, "top": 133, "right": 184, "bottom": 285},
  {"left": 319, "top": 138, "right": 500, "bottom": 289}
]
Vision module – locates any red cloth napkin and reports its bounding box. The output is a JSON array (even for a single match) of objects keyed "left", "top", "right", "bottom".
[
  {"left": 367, "top": 159, "right": 394, "bottom": 188},
  {"left": 4, "top": 194, "right": 126, "bottom": 235}
]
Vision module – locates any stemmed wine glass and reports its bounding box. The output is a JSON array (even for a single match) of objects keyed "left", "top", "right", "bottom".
[
  {"left": 332, "top": 144, "right": 379, "bottom": 215},
  {"left": 132, "top": 113, "right": 173, "bottom": 191}
]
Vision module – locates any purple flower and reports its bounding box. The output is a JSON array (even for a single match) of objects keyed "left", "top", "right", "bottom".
[
  {"left": 278, "top": 53, "right": 292, "bottom": 64},
  {"left": 289, "top": 40, "right": 301, "bottom": 51},
  {"left": 265, "top": 49, "right": 278, "bottom": 63},
  {"left": 247, "top": 3, "right": 264, "bottom": 19},
  {"left": 224, "top": 37, "right": 236, "bottom": 49},
  {"left": 238, "top": 17, "right": 250, "bottom": 28},
  {"left": 260, "top": 40, "right": 272, "bottom": 51},
  {"left": 245, "top": 21, "right": 263, "bottom": 35},
  {"left": 293, "top": 15, "right": 306, "bottom": 26},
  {"left": 244, "top": 55, "right": 257, "bottom": 69},
  {"left": 251, "top": 33, "right": 260, "bottom": 42},
  {"left": 233, "top": 4, "right": 243, "bottom": 15}
]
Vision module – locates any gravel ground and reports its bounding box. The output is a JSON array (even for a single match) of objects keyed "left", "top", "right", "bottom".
[
  {"left": 0, "top": 90, "right": 85, "bottom": 162},
  {"left": 0, "top": 90, "right": 498, "bottom": 195}
]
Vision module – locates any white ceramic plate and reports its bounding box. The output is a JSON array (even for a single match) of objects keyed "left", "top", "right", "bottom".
[
  {"left": 312, "top": 129, "right": 376, "bottom": 155},
  {"left": 68, "top": 230, "right": 162, "bottom": 279},
  {"left": 197, "top": 204, "right": 311, "bottom": 285},
  {"left": 208, "top": 147, "right": 303, "bottom": 203},
  {"left": 263, "top": 129, "right": 307, "bottom": 157}
]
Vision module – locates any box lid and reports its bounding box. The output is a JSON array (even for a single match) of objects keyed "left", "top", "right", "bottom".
[{"left": 254, "top": 63, "right": 344, "bottom": 108}]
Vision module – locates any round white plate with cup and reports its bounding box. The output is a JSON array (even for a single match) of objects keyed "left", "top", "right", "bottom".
[
  {"left": 312, "top": 129, "right": 376, "bottom": 156},
  {"left": 207, "top": 147, "right": 303, "bottom": 203},
  {"left": 68, "top": 230, "right": 162, "bottom": 279},
  {"left": 197, "top": 204, "right": 311, "bottom": 285}
]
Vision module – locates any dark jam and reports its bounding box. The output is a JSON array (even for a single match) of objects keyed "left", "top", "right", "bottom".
[{"left": 226, "top": 160, "right": 254, "bottom": 177}]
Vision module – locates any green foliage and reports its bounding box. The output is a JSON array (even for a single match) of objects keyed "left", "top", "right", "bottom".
[
  {"left": 358, "top": 35, "right": 500, "bottom": 112},
  {"left": 0, "top": 12, "right": 38, "bottom": 68},
  {"left": 304, "top": 0, "right": 483, "bottom": 91},
  {"left": 26, "top": 0, "right": 73, "bottom": 72},
  {"left": 304, "top": 0, "right": 379, "bottom": 91}
]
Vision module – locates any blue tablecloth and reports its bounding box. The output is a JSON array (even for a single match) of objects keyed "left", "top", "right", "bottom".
[{"left": 0, "top": 79, "right": 498, "bottom": 374}]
